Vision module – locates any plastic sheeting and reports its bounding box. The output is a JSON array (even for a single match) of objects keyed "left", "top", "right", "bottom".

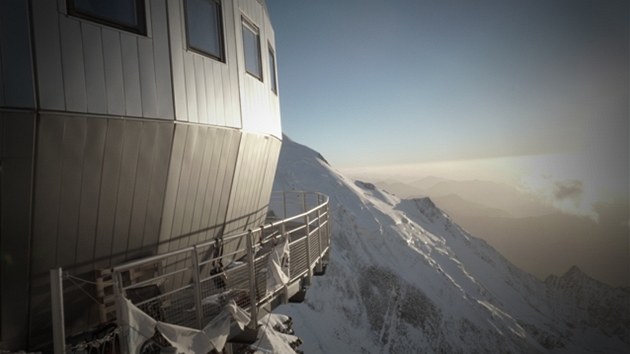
[
  {"left": 266, "top": 236, "right": 290, "bottom": 295},
  {"left": 120, "top": 297, "right": 250, "bottom": 353}
]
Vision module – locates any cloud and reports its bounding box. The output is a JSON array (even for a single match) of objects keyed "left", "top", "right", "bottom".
[{"left": 553, "top": 180, "right": 583, "bottom": 201}]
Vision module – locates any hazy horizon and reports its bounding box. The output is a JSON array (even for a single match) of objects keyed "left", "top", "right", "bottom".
[
  {"left": 341, "top": 168, "right": 629, "bottom": 286},
  {"left": 267, "top": 0, "right": 629, "bottom": 287}
]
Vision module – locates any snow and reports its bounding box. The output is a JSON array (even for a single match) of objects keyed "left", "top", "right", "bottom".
[{"left": 271, "top": 135, "right": 630, "bottom": 353}]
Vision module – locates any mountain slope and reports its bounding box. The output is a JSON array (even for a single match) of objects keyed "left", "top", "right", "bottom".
[{"left": 273, "top": 136, "right": 629, "bottom": 353}]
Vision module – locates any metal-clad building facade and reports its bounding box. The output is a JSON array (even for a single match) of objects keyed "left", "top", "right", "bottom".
[{"left": 0, "top": 0, "right": 282, "bottom": 350}]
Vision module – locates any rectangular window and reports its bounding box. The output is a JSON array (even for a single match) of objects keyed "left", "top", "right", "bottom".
[
  {"left": 185, "top": 0, "right": 225, "bottom": 61},
  {"left": 242, "top": 17, "right": 262, "bottom": 80},
  {"left": 268, "top": 45, "right": 277, "bottom": 94},
  {"left": 67, "top": 0, "right": 146, "bottom": 35}
]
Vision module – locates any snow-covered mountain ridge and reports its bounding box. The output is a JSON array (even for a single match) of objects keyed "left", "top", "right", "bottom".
[{"left": 272, "top": 136, "right": 629, "bottom": 353}]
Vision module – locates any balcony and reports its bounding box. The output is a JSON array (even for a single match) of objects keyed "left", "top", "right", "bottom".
[{"left": 51, "top": 191, "right": 330, "bottom": 353}]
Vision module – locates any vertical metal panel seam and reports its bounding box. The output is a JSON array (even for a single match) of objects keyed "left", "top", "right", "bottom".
[
  {"left": 154, "top": 121, "right": 177, "bottom": 249},
  {"left": 160, "top": 0, "right": 176, "bottom": 121},
  {"left": 221, "top": 129, "right": 243, "bottom": 235},
  {"left": 96, "top": 26, "right": 110, "bottom": 115},
  {"left": 71, "top": 118, "right": 88, "bottom": 265},
  {"left": 134, "top": 37, "right": 144, "bottom": 117},
  {"left": 78, "top": 22, "right": 91, "bottom": 112},
  {"left": 90, "top": 118, "right": 109, "bottom": 268},
  {"left": 52, "top": 118, "right": 68, "bottom": 267},
  {"left": 138, "top": 123, "right": 159, "bottom": 251},
  {"left": 232, "top": 0, "right": 244, "bottom": 129},
  {"left": 107, "top": 121, "right": 128, "bottom": 264},
  {"left": 24, "top": 112, "right": 39, "bottom": 349},
  {"left": 123, "top": 122, "right": 145, "bottom": 257},
  {"left": 189, "top": 126, "right": 209, "bottom": 244},
  {"left": 25, "top": 0, "right": 42, "bottom": 343},
  {"left": 54, "top": 3, "right": 67, "bottom": 111},
  {"left": 116, "top": 32, "right": 126, "bottom": 116},
  {"left": 163, "top": 124, "right": 188, "bottom": 245}
]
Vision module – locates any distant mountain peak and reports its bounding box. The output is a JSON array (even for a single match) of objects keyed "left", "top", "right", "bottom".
[{"left": 273, "top": 136, "right": 629, "bottom": 353}]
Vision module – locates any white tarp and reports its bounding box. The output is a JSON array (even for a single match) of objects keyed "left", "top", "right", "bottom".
[
  {"left": 120, "top": 298, "right": 157, "bottom": 354},
  {"left": 121, "top": 298, "right": 250, "bottom": 354},
  {"left": 266, "top": 236, "right": 291, "bottom": 295}
]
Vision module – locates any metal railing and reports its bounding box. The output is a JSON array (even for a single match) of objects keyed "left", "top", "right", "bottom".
[{"left": 50, "top": 191, "right": 330, "bottom": 353}]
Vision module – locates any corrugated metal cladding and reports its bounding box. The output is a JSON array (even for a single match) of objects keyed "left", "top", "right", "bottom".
[
  {"left": 237, "top": 0, "right": 282, "bottom": 138},
  {"left": 2, "top": 0, "right": 283, "bottom": 349},
  {"left": 168, "top": 0, "right": 282, "bottom": 138},
  {"left": 168, "top": 0, "right": 242, "bottom": 128},
  {"left": 30, "top": 0, "right": 173, "bottom": 118},
  {"left": 0, "top": 111, "right": 35, "bottom": 349},
  {"left": 25, "top": 115, "right": 282, "bottom": 347}
]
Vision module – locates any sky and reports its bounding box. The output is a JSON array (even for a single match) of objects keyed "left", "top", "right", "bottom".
[{"left": 266, "top": 0, "right": 628, "bottom": 215}]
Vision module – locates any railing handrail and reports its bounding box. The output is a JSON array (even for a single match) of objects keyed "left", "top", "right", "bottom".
[{"left": 112, "top": 190, "right": 328, "bottom": 273}]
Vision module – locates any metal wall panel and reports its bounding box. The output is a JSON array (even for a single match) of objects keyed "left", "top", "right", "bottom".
[
  {"left": 31, "top": 115, "right": 174, "bottom": 273},
  {"left": 0, "top": 111, "right": 35, "bottom": 348},
  {"left": 157, "top": 125, "right": 242, "bottom": 255},
  {"left": 28, "top": 114, "right": 175, "bottom": 348},
  {"left": 223, "top": 132, "right": 280, "bottom": 237},
  {"left": 30, "top": 0, "right": 174, "bottom": 119},
  {"left": 167, "top": 0, "right": 241, "bottom": 127},
  {"left": 32, "top": 0, "right": 65, "bottom": 110},
  {"left": 74, "top": 119, "right": 108, "bottom": 266},
  {"left": 235, "top": 0, "right": 282, "bottom": 138},
  {"left": 120, "top": 34, "right": 143, "bottom": 117},
  {"left": 102, "top": 28, "right": 126, "bottom": 116},
  {"left": 0, "top": 0, "right": 35, "bottom": 108},
  {"left": 59, "top": 17, "right": 88, "bottom": 112},
  {"left": 151, "top": 1, "right": 175, "bottom": 119},
  {"left": 82, "top": 23, "right": 108, "bottom": 113}
]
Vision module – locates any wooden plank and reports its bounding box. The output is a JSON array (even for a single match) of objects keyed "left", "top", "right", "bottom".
[
  {"left": 75, "top": 118, "right": 107, "bottom": 265},
  {"left": 31, "top": 0, "right": 65, "bottom": 110},
  {"left": 81, "top": 23, "right": 107, "bottom": 113},
  {"left": 59, "top": 17, "right": 88, "bottom": 112},
  {"left": 120, "top": 34, "right": 142, "bottom": 117},
  {"left": 151, "top": 0, "right": 174, "bottom": 119},
  {"left": 138, "top": 38, "right": 159, "bottom": 118},
  {"left": 102, "top": 29, "right": 125, "bottom": 116}
]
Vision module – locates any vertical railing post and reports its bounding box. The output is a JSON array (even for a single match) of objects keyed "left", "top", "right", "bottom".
[
  {"left": 113, "top": 270, "right": 128, "bottom": 354},
  {"left": 315, "top": 206, "right": 324, "bottom": 273},
  {"left": 283, "top": 191, "right": 287, "bottom": 220},
  {"left": 304, "top": 214, "right": 312, "bottom": 284},
  {"left": 246, "top": 230, "right": 258, "bottom": 330},
  {"left": 191, "top": 246, "right": 204, "bottom": 329},
  {"left": 50, "top": 268, "right": 66, "bottom": 354},
  {"left": 281, "top": 222, "right": 289, "bottom": 280}
]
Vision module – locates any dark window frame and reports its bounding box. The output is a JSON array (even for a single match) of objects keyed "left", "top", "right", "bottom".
[
  {"left": 242, "top": 16, "right": 263, "bottom": 81},
  {"left": 268, "top": 43, "right": 278, "bottom": 94},
  {"left": 67, "top": 0, "right": 147, "bottom": 35},
  {"left": 184, "top": 0, "right": 226, "bottom": 62}
]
